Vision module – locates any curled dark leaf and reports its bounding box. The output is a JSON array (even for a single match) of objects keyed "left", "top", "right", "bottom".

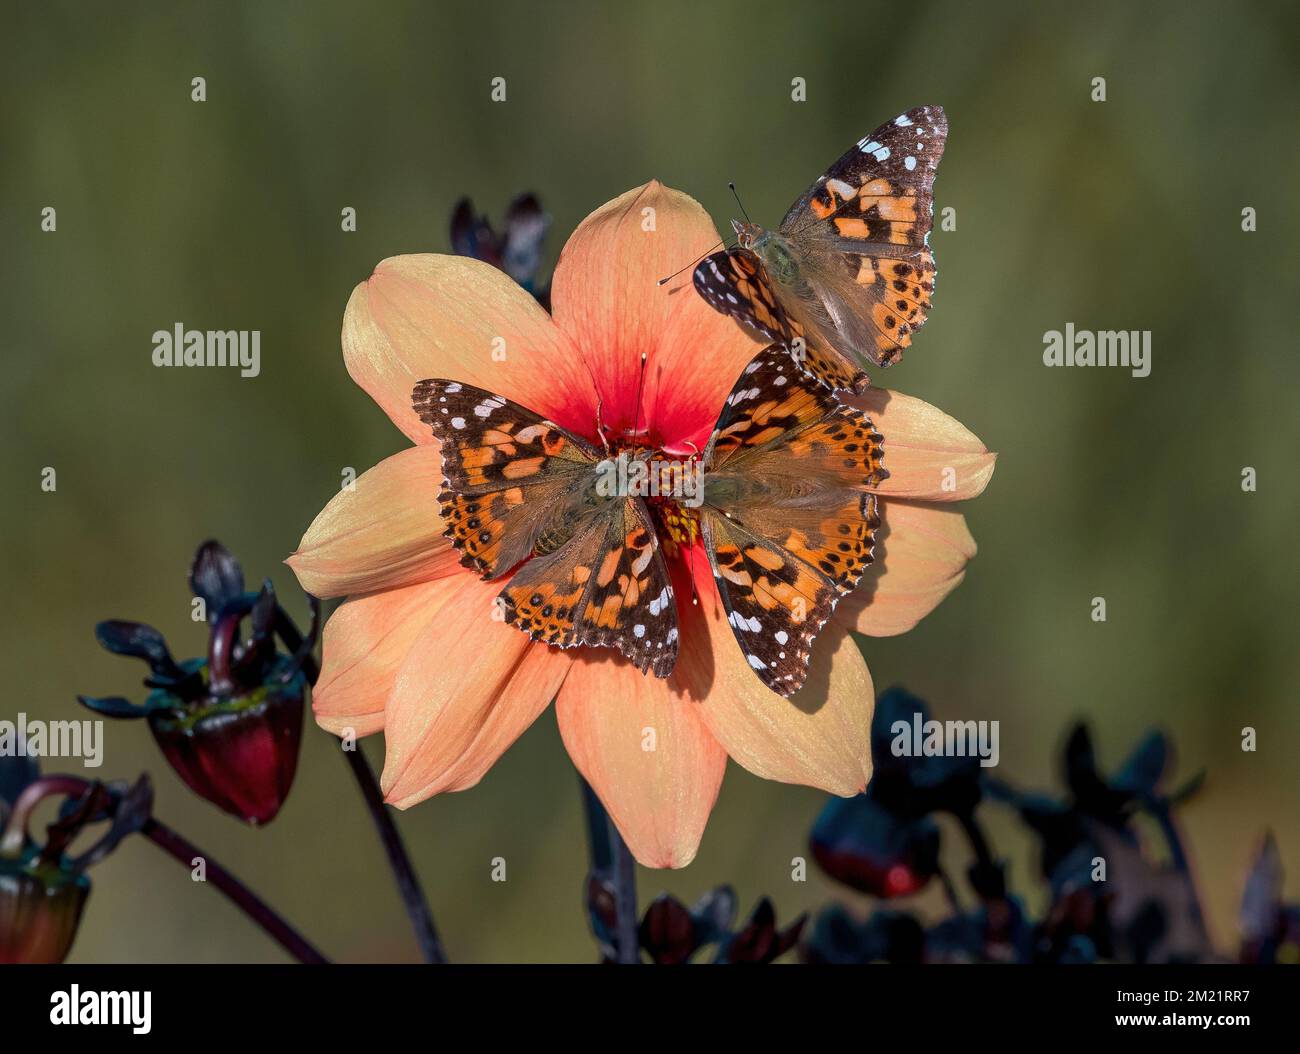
[
  {"left": 94, "top": 620, "right": 186, "bottom": 682},
  {"left": 688, "top": 884, "right": 737, "bottom": 947},
  {"left": 76, "top": 694, "right": 151, "bottom": 720},
  {"left": 1113, "top": 730, "right": 1169, "bottom": 798}
]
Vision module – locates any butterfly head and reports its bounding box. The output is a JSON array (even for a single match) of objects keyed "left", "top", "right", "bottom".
[{"left": 731, "top": 218, "right": 761, "bottom": 249}]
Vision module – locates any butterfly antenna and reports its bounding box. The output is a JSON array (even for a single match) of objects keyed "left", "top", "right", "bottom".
[
  {"left": 631, "top": 352, "right": 648, "bottom": 440},
  {"left": 657, "top": 239, "right": 725, "bottom": 286},
  {"left": 728, "top": 181, "right": 753, "bottom": 224}
]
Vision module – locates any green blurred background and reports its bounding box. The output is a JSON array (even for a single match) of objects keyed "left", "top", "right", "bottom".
[{"left": 3, "top": 0, "right": 1297, "bottom": 962}]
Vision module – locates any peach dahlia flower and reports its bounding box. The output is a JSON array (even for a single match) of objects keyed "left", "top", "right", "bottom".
[{"left": 287, "top": 181, "right": 995, "bottom": 868}]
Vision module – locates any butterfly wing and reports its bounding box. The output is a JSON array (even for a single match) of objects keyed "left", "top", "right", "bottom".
[
  {"left": 779, "top": 105, "right": 947, "bottom": 369},
  {"left": 498, "top": 495, "right": 679, "bottom": 676},
  {"left": 692, "top": 249, "right": 868, "bottom": 393},
  {"left": 693, "top": 248, "right": 796, "bottom": 346},
  {"left": 412, "top": 379, "right": 600, "bottom": 578},
  {"left": 700, "top": 351, "right": 887, "bottom": 695}
]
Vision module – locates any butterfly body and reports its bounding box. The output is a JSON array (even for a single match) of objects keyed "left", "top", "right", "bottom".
[
  {"left": 414, "top": 349, "right": 888, "bottom": 696},
  {"left": 695, "top": 106, "right": 948, "bottom": 392},
  {"left": 736, "top": 222, "right": 801, "bottom": 287}
]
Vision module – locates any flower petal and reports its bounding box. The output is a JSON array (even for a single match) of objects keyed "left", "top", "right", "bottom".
[
  {"left": 343, "top": 254, "right": 599, "bottom": 442},
  {"left": 312, "top": 576, "right": 461, "bottom": 737},
  {"left": 286, "top": 445, "right": 459, "bottom": 599},
  {"left": 556, "top": 655, "right": 727, "bottom": 869},
  {"left": 673, "top": 550, "right": 875, "bottom": 796},
  {"left": 845, "top": 388, "right": 996, "bottom": 501},
  {"left": 381, "top": 573, "right": 573, "bottom": 807},
  {"left": 549, "top": 181, "right": 760, "bottom": 449},
  {"left": 835, "top": 500, "right": 978, "bottom": 637}
]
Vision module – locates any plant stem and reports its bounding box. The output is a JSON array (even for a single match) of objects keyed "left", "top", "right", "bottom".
[
  {"left": 275, "top": 601, "right": 447, "bottom": 964},
  {"left": 141, "top": 817, "right": 329, "bottom": 964},
  {"left": 342, "top": 745, "right": 447, "bottom": 964},
  {"left": 580, "top": 775, "right": 638, "bottom": 963},
  {"left": 956, "top": 808, "right": 996, "bottom": 873}
]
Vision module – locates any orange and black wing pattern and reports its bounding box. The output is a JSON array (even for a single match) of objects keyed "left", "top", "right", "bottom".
[
  {"left": 412, "top": 378, "right": 598, "bottom": 578},
  {"left": 692, "top": 248, "right": 866, "bottom": 392},
  {"left": 700, "top": 350, "right": 887, "bottom": 695},
  {"left": 783, "top": 105, "right": 947, "bottom": 367},
  {"left": 497, "top": 497, "right": 678, "bottom": 676}
]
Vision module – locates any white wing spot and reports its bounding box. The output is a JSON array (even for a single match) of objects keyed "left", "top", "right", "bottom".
[
  {"left": 895, "top": 114, "right": 913, "bottom": 127},
  {"left": 904, "top": 156, "right": 917, "bottom": 171},
  {"left": 826, "top": 177, "right": 856, "bottom": 200},
  {"left": 474, "top": 395, "right": 506, "bottom": 419},
  {"left": 649, "top": 587, "right": 671, "bottom": 616},
  {"left": 450, "top": 416, "right": 466, "bottom": 429}
]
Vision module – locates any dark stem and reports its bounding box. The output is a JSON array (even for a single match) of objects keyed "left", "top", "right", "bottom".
[
  {"left": 937, "top": 866, "right": 964, "bottom": 917},
  {"left": 342, "top": 746, "right": 447, "bottom": 964},
  {"left": 580, "top": 775, "right": 639, "bottom": 963},
  {"left": 141, "top": 817, "right": 329, "bottom": 964},
  {"left": 955, "top": 808, "right": 996, "bottom": 872},
  {"left": 275, "top": 600, "right": 447, "bottom": 964}
]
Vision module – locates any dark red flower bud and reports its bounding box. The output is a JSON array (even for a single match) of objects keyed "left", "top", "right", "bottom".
[
  {"left": 80, "top": 540, "right": 319, "bottom": 826},
  {"left": 639, "top": 894, "right": 696, "bottom": 965},
  {"left": 0, "top": 770, "right": 150, "bottom": 963},
  {"left": 450, "top": 193, "right": 552, "bottom": 308},
  {"left": 144, "top": 659, "right": 305, "bottom": 826},
  {"left": 0, "top": 860, "right": 89, "bottom": 964},
  {"left": 715, "top": 898, "right": 806, "bottom": 964},
  {"left": 810, "top": 791, "right": 940, "bottom": 898}
]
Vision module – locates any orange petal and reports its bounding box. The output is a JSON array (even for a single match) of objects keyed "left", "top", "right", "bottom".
[
  {"left": 381, "top": 573, "right": 573, "bottom": 807},
  {"left": 673, "top": 551, "right": 875, "bottom": 796},
  {"left": 286, "top": 445, "right": 459, "bottom": 599},
  {"left": 835, "top": 500, "right": 978, "bottom": 637},
  {"left": 556, "top": 655, "right": 727, "bottom": 869},
  {"left": 549, "top": 181, "right": 760, "bottom": 449},
  {"left": 312, "top": 576, "right": 462, "bottom": 737},
  {"left": 343, "top": 254, "right": 599, "bottom": 443},
  {"left": 844, "top": 388, "right": 996, "bottom": 501}
]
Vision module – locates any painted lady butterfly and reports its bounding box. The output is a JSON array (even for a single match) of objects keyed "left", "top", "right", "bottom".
[
  {"left": 693, "top": 106, "right": 948, "bottom": 392},
  {"left": 412, "top": 348, "right": 888, "bottom": 696}
]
